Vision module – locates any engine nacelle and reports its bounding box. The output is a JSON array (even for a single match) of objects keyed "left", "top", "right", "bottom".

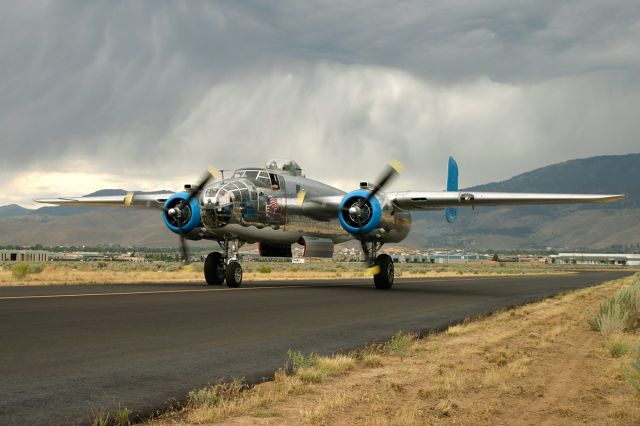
[
  {"left": 162, "top": 192, "right": 202, "bottom": 234},
  {"left": 338, "top": 189, "right": 383, "bottom": 235}
]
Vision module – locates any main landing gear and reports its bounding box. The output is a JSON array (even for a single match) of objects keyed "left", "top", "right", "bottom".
[
  {"left": 362, "top": 240, "right": 394, "bottom": 290},
  {"left": 204, "top": 238, "right": 244, "bottom": 288}
]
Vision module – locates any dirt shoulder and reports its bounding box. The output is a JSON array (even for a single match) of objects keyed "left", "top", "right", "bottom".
[{"left": 153, "top": 274, "right": 639, "bottom": 426}]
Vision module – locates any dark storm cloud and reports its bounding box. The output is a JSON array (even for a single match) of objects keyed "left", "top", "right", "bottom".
[{"left": 0, "top": 1, "right": 639, "bottom": 205}]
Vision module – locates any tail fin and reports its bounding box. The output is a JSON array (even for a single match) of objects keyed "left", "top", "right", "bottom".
[{"left": 445, "top": 156, "right": 458, "bottom": 224}]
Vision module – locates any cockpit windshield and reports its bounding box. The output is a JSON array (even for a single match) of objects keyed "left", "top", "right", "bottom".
[{"left": 232, "top": 169, "right": 271, "bottom": 188}]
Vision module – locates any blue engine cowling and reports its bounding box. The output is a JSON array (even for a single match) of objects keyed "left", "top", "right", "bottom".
[
  {"left": 162, "top": 192, "right": 202, "bottom": 234},
  {"left": 338, "top": 189, "right": 383, "bottom": 235}
]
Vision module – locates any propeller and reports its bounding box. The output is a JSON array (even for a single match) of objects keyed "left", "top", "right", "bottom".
[
  {"left": 348, "top": 160, "right": 404, "bottom": 238},
  {"left": 350, "top": 160, "right": 403, "bottom": 267},
  {"left": 165, "top": 167, "right": 219, "bottom": 263},
  {"left": 295, "top": 160, "right": 404, "bottom": 268}
]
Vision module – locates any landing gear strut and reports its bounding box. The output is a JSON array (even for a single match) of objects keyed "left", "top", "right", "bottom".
[
  {"left": 204, "top": 238, "right": 244, "bottom": 288},
  {"left": 361, "top": 240, "right": 394, "bottom": 290}
]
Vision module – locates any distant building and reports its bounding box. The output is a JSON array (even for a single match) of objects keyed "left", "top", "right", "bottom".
[
  {"left": 0, "top": 250, "right": 50, "bottom": 262},
  {"left": 432, "top": 253, "right": 488, "bottom": 264},
  {"left": 389, "top": 253, "right": 489, "bottom": 264},
  {"left": 549, "top": 253, "right": 640, "bottom": 266}
]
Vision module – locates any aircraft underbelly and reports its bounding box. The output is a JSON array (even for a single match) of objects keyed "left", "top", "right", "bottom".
[{"left": 204, "top": 224, "right": 347, "bottom": 245}]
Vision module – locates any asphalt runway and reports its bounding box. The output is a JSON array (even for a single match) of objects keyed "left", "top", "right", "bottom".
[{"left": 0, "top": 271, "right": 630, "bottom": 425}]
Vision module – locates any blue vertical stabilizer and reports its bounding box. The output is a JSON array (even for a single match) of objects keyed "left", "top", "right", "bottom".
[{"left": 445, "top": 156, "right": 458, "bottom": 224}]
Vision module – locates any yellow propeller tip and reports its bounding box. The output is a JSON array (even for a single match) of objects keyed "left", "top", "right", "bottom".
[
  {"left": 207, "top": 167, "right": 221, "bottom": 178},
  {"left": 296, "top": 189, "right": 306, "bottom": 206},
  {"left": 124, "top": 191, "right": 134, "bottom": 206},
  {"left": 366, "top": 265, "right": 381, "bottom": 276},
  {"left": 390, "top": 160, "right": 404, "bottom": 173}
]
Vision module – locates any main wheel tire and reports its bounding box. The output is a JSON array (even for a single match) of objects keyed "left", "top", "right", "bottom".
[
  {"left": 204, "top": 252, "right": 226, "bottom": 285},
  {"left": 373, "top": 253, "right": 394, "bottom": 289},
  {"left": 225, "top": 261, "right": 243, "bottom": 288}
]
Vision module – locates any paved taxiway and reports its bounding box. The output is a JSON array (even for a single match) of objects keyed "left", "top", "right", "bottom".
[{"left": 0, "top": 271, "right": 630, "bottom": 425}]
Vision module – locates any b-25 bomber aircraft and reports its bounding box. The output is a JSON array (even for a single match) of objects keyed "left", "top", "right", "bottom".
[{"left": 37, "top": 158, "right": 624, "bottom": 289}]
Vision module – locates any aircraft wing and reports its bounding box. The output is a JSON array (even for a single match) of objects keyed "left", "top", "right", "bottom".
[
  {"left": 387, "top": 191, "right": 625, "bottom": 211},
  {"left": 35, "top": 192, "right": 173, "bottom": 209}
]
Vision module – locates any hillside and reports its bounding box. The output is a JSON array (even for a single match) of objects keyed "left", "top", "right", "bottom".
[
  {"left": 0, "top": 154, "right": 637, "bottom": 249},
  {"left": 0, "top": 205, "right": 32, "bottom": 218}
]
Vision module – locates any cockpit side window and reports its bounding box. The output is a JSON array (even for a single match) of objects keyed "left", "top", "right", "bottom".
[
  {"left": 269, "top": 173, "right": 280, "bottom": 190},
  {"left": 255, "top": 171, "right": 271, "bottom": 188}
]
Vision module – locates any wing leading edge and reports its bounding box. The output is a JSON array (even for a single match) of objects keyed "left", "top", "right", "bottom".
[
  {"left": 35, "top": 192, "right": 173, "bottom": 209},
  {"left": 388, "top": 191, "right": 625, "bottom": 211}
]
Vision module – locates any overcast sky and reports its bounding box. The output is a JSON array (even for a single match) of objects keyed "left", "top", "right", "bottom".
[{"left": 1, "top": 1, "right": 639, "bottom": 207}]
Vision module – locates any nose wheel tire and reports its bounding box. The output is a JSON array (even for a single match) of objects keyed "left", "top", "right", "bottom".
[
  {"left": 373, "top": 253, "right": 394, "bottom": 289},
  {"left": 204, "top": 252, "right": 226, "bottom": 285},
  {"left": 226, "top": 261, "right": 243, "bottom": 288}
]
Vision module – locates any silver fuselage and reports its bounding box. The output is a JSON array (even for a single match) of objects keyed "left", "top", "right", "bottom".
[{"left": 196, "top": 168, "right": 411, "bottom": 245}]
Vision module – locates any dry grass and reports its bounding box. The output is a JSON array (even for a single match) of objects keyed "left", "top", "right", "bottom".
[
  {"left": 0, "top": 261, "right": 571, "bottom": 286},
  {"left": 148, "top": 273, "right": 640, "bottom": 426},
  {"left": 152, "top": 351, "right": 360, "bottom": 425}
]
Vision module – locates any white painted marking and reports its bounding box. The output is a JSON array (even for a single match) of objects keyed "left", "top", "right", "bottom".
[{"left": 0, "top": 285, "right": 312, "bottom": 301}]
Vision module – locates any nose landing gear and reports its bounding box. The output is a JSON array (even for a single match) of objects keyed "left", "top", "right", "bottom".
[
  {"left": 362, "top": 240, "right": 394, "bottom": 290},
  {"left": 204, "top": 238, "right": 244, "bottom": 288}
]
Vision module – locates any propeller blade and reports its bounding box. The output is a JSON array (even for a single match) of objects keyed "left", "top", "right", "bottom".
[
  {"left": 364, "top": 160, "right": 404, "bottom": 204},
  {"left": 179, "top": 234, "right": 189, "bottom": 263},
  {"left": 176, "top": 213, "right": 190, "bottom": 263},
  {"left": 183, "top": 168, "right": 218, "bottom": 206}
]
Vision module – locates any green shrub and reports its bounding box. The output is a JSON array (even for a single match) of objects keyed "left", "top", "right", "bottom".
[
  {"left": 386, "top": 331, "right": 415, "bottom": 358},
  {"left": 258, "top": 265, "right": 272, "bottom": 274},
  {"left": 288, "top": 266, "right": 300, "bottom": 272},
  {"left": 114, "top": 407, "right": 131, "bottom": 426},
  {"left": 607, "top": 338, "right": 631, "bottom": 358},
  {"left": 589, "top": 276, "right": 640, "bottom": 334},
  {"left": 624, "top": 345, "right": 640, "bottom": 393},
  {"left": 27, "top": 264, "right": 43, "bottom": 274},
  {"left": 597, "top": 301, "right": 629, "bottom": 335},
  {"left": 11, "top": 263, "right": 30, "bottom": 279},
  {"left": 288, "top": 349, "right": 319, "bottom": 370}
]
